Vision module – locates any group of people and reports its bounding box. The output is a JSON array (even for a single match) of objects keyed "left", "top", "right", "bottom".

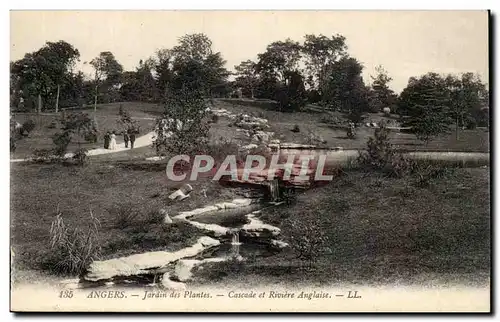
[{"left": 103, "top": 130, "right": 137, "bottom": 150}]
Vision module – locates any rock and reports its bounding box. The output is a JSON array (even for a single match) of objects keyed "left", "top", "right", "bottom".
[
  {"left": 270, "top": 139, "right": 280, "bottom": 144},
  {"left": 169, "top": 184, "right": 193, "bottom": 201},
  {"left": 174, "top": 259, "right": 202, "bottom": 282},
  {"left": 270, "top": 240, "right": 289, "bottom": 249},
  {"left": 240, "top": 213, "right": 281, "bottom": 239},
  {"left": 160, "top": 209, "right": 173, "bottom": 224},
  {"left": 161, "top": 273, "right": 186, "bottom": 290},
  {"left": 84, "top": 236, "right": 220, "bottom": 281},
  {"left": 239, "top": 144, "right": 258, "bottom": 151}
]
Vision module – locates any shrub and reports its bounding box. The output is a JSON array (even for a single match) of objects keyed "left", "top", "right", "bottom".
[
  {"left": 283, "top": 215, "right": 330, "bottom": 269},
  {"left": 22, "top": 119, "right": 36, "bottom": 134},
  {"left": 410, "top": 161, "right": 457, "bottom": 188},
  {"left": 110, "top": 205, "right": 141, "bottom": 229},
  {"left": 143, "top": 209, "right": 166, "bottom": 225},
  {"left": 358, "top": 123, "right": 414, "bottom": 177},
  {"left": 154, "top": 89, "right": 210, "bottom": 157},
  {"left": 72, "top": 148, "right": 89, "bottom": 166},
  {"left": 291, "top": 124, "right": 300, "bottom": 133},
  {"left": 42, "top": 209, "right": 101, "bottom": 276},
  {"left": 52, "top": 132, "right": 71, "bottom": 157},
  {"left": 33, "top": 148, "right": 58, "bottom": 163},
  {"left": 358, "top": 124, "right": 395, "bottom": 169}
]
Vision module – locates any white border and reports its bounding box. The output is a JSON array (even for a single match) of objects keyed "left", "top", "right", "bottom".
[{"left": 2, "top": 1, "right": 498, "bottom": 321}]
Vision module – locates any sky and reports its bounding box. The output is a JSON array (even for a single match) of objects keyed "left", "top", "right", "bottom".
[{"left": 10, "top": 10, "right": 489, "bottom": 93}]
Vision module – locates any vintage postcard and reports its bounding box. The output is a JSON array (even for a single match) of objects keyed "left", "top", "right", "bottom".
[{"left": 9, "top": 10, "right": 490, "bottom": 312}]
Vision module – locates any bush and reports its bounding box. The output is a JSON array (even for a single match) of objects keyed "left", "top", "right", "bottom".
[
  {"left": 52, "top": 132, "right": 71, "bottom": 157},
  {"left": 33, "top": 148, "right": 58, "bottom": 163},
  {"left": 283, "top": 215, "right": 330, "bottom": 269},
  {"left": 72, "top": 148, "right": 89, "bottom": 166},
  {"left": 410, "top": 161, "right": 457, "bottom": 188},
  {"left": 154, "top": 89, "right": 210, "bottom": 157},
  {"left": 358, "top": 123, "right": 414, "bottom": 177},
  {"left": 291, "top": 124, "right": 300, "bottom": 133},
  {"left": 41, "top": 209, "right": 101, "bottom": 276},
  {"left": 22, "top": 119, "right": 36, "bottom": 134},
  {"left": 358, "top": 124, "right": 394, "bottom": 169},
  {"left": 110, "top": 204, "right": 141, "bottom": 229}
]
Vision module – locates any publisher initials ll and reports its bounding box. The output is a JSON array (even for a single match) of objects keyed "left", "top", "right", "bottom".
[{"left": 347, "top": 291, "right": 361, "bottom": 299}]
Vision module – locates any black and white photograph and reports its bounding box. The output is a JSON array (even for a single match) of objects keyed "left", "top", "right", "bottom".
[{"left": 8, "top": 10, "right": 491, "bottom": 312}]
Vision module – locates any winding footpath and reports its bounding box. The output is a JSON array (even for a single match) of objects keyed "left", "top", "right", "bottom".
[{"left": 10, "top": 131, "right": 157, "bottom": 163}]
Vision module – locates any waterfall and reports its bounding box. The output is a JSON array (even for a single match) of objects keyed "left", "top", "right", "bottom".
[
  {"left": 231, "top": 230, "right": 241, "bottom": 245},
  {"left": 230, "top": 230, "right": 243, "bottom": 260},
  {"left": 268, "top": 179, "right": 280, "bottom": 202}
]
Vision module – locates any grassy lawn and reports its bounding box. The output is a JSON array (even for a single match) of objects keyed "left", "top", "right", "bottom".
[
  {"left": 11, "top": 100, "right": 489, "bottom": 162},
  {"left": 11, "top": 102, "right": 160, "bottom": 159},
  {"left": 193, "top": 167, "right": 490, "bottom": 287},
  {"left": 10, "top": 161, "right": 245, "bottom": 275},
  {"left": 216, "top": 99, "right": 490, "bottom": 153}
]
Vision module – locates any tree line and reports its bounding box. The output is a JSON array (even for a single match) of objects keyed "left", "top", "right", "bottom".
[{"left": 10, "top": 33, "right": 489, "bottom": 136}]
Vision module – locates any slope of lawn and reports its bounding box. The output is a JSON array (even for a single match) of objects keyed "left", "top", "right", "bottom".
[
  {"left": 193, "top": 167, "right": 490, "bottom": 287},
  {"left": 10, "top": 161, "right": 244, "bottom": 276}
]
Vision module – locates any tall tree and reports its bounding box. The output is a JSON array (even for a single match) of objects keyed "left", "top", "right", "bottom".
[
  {"left": 445, "top": 72, "right": 489, "bottom": 137},
  {"left": 168, "top": 33, "right": 229, "bottom": 97},
  {"left": 274, "top": 70, "right": 307, "bottom": 112},
  {"left": 323, "top": 57, "right": 370, "bottom": 123},
  {"left": 398, "top": 73, "right": 453, "bottom": 144},
  {"left": 369, "top": 65, "right": 398, "bottom": 113},
  {"left": 11, "top": 40, "right": 80, "bottom": 112},
  {"left": 234, "top": 60, "right": 258, "bottom": 98},
  {"left": 255, "top": 39, "right": 302, "bottom": 83},
  {"left": 301, "top": 34, "right": 347, "bottom": 93},
  {"left": 89, "top": 51, "right": 123, "bottom": 116}
]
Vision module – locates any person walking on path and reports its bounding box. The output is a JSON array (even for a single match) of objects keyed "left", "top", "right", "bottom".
[
  {"left": 104, "top": 131, "right": 111, "bottom": 149},
  {"left": 123, "top": 131, "right": 130, "bottom": 148},
  {"left": 129, "top": 131, "right": 136, "bottom": 149},
  {"left": 109, "top": 131, "right": 117, "bottom": 150}
]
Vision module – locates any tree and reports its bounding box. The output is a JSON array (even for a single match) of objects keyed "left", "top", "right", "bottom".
[
  {"left": 153, "top": 89, "right": 210, "bottom": 157},
  {"left": 89, "top": 51, "right": 123, "bottom": 116},
  {"left": 398, "top": 73, "right": 453, "bottom": 144},
  {"left": 301, "top": 34, "right": 347, "bottom": 94},
  {"left": 445, "top": 72, "right": 489, "bottom": 137},
  {"left": 255, "top": 39, "right": 302, "bottom": 83},
  {"left": 150, "top": 49, "right": 174, "bottom": 101},
  {"left": 369, "top": 65, "right": 398, "bottom": 113},
  {"left": 11, "top": 40, "right": 80, "bottom": 112},
  {"left": 323, "top": 57, "right": 370, "bottom": 124},
  {"left": 169, "top": 34, "right": 230, "bottom": 97},
  {"left": 274, "top": 71, "right": 307, "bottom": 112},
  {"left": 52, "top": 112, "right": 97, "bottom": 158},
  {"left": 234, "top": 60, "right": 258, "bottom": 98}
]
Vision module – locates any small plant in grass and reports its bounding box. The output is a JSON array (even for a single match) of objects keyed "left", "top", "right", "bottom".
[
  {"left": 22, "top": 119, "right": 36, "bottom": 135},
  {"left": 143, "top": 209, "right": 166, "bottom": 225},
  {"left": 33, "top": 148, "right": 59, "bottom": 163},
  {"left": 291, "top": 124, "right": 300, "bottom": 133},
  {"left": 284, "top": 215, "right": 330, "bottom": 270},
  {"left": 111, "top": 205, "right": 141, "bottom": 229},
  {"left": 43, "top": 208, "right": 101, "bottom": 276},
  {"left": 410, "top": 161, "right": 457, "bottom": 188},
  {"left": 72, "top": 148, "right": 89, "bottom": 166}
]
